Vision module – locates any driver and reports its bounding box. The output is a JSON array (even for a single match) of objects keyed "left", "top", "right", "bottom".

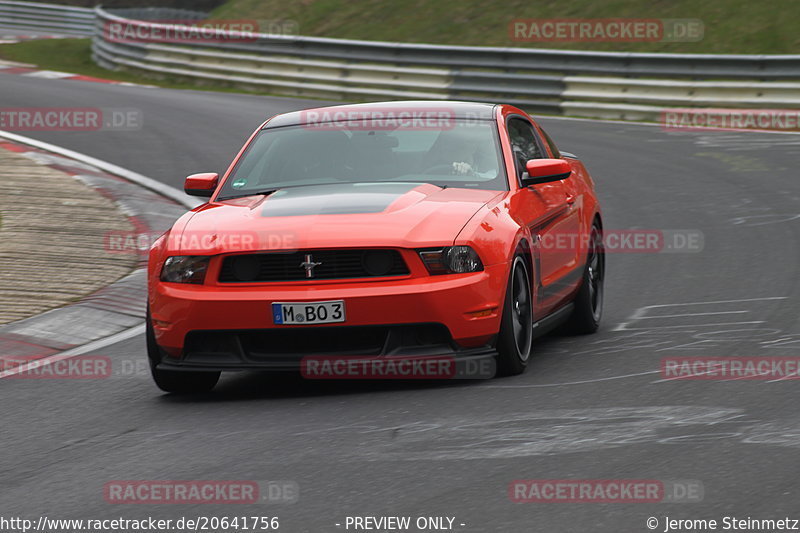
[{"left": 422, "top": 128, "right": 498, "bottom": 178}]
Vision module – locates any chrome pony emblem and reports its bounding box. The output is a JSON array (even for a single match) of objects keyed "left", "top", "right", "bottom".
[{"left": 300, "top": 253, "right": 323, "bottom": 278}]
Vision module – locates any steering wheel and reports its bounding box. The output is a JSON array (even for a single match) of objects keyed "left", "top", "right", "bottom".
[{"left": 420, "top": 163, "right": 477, "bottom": 176}]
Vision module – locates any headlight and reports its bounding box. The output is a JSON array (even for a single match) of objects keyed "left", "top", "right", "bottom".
[
  {"left": 418, "top": 246, "right": 483, "bottom": 275},
  {"left": 160, "top": 256, "right": 210, "bottom": 284}
]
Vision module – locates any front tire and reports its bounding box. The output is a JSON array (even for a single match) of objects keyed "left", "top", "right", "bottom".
[
  {"left": 496, "top": 254, "right": 533, "bottom": 376},
  {"left": 146, "top": 308, "right": 220, "bottom": 393},
  {"left": 563, "top": 223, "right": 604, "bottom": 334}
]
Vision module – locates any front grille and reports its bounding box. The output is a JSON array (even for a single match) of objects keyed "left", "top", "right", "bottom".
[{"left": 218, "top": 249, "right": 409, "bottom": 282}]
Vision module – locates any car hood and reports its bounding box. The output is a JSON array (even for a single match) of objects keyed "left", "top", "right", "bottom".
[{"left": 174, "top": 182, "right": 503, "bottom": 254}]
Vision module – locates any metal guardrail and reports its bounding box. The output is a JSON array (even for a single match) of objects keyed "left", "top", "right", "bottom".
[
  {"left": 4, "top": 2, "right": 800, "bottom": 120},
  {"left": 90, "top": 6, "right": 800, "bottom": 120},
  {"left": 0, "top": 0, "right": 93, "bottom": 36}
]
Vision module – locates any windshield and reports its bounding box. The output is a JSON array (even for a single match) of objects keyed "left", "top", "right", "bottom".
[{"left": 217, "top": 119, "right": 506, "bottom": 199}]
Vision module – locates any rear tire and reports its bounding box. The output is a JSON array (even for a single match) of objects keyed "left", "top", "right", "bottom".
[
  {"left": 146, "top": 308, "right": 220, "bottom": 393},
  {"left": 496, "top": 255, "right": 533, "bottom": 376},
  {"left": 563, "top": 223, "right": 604, "bottom": 334}
]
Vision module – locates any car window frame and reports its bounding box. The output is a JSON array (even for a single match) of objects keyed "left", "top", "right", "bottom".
[
  {"left": 540, "top": 128, "right": 561, "bottom": 159},
  {"left": 505, "top": 114, "right": 549, "bottom": 187}
]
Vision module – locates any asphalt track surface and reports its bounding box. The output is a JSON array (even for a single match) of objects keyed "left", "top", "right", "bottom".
[{"left": 2, "top": 72, "right": 800, "bottom": 531}]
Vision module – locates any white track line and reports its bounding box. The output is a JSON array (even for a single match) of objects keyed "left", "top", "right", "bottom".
[
  {"left": 0, "top": 325, "right": 145, "bottom": 379},
  {"left": 636, "top": 311, "right": 748, "bottom": 319},
  {"left": 479, "top": 369, "right": 662, "bottom": 388}
]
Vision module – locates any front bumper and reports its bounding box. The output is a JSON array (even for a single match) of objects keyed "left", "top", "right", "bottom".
[
  {"left": 150, "top": 262, "right": 508, "bottom": 367},
  {"left": 155, "top": 330, "right": 497, "bottom": 378}
]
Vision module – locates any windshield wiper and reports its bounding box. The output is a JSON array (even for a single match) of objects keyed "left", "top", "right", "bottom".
[{"left": 217, "top": 189, "right": 279, "bottom": 201}]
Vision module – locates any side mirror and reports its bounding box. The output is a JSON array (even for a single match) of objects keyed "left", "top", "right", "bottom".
[
  {"left": 184, "top": 172, "right": 219, "bottom": 197},
  {"left": 522, "top": 159, "right": 571, "bottom": 186}
]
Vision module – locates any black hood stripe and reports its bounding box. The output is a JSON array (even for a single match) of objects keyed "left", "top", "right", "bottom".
[{"left": 261, "top": 183, "right": 420, "bottom": 217}]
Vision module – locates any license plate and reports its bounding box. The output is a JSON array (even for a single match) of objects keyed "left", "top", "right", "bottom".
[{"left": 272, "top": 300, "right": 346, "bottom": 325}]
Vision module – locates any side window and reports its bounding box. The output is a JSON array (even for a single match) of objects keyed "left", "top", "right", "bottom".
[
  {"left": 507, "top": 117, "right": 544, "bottom": 178},
  {"left": 542, "top": 128, "right": 561, "bottom": 158}
]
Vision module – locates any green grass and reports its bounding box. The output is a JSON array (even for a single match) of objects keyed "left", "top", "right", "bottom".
[
  {"left": 0, "top": 38, "right": 271, "bottom": 94},
  {"left": 212, "top": 0, "right": 800, "bottom": 54}
]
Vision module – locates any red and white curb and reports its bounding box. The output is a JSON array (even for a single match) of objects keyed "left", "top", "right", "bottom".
[
  {"left": 0, "top": 34, "right": 65, "bottom": 44},
  {"left": 0, "top": 131, "right": 197, "bottom": 378},
  {"left": 0, "top": 33, "right": 154, "bottom": 87},
  {"left": 0, "top": 60, "right": 155, "bottom": 87}
]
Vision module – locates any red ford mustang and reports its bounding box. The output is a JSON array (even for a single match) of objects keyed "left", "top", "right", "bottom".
[{"left": 147, "top": 101, "right": 603, "bottom": 392}]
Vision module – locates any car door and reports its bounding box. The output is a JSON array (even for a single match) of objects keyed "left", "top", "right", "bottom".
[
  {"left": 535, "top": 122, "right": 585, "bottom": 276},
  {"left": 506, "top": 116, "right": 581, "bottom": 314}
]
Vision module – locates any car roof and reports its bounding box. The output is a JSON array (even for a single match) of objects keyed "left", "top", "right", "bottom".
[{"left": 263, "top": 100, "right": 499, "bottom": 129}]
